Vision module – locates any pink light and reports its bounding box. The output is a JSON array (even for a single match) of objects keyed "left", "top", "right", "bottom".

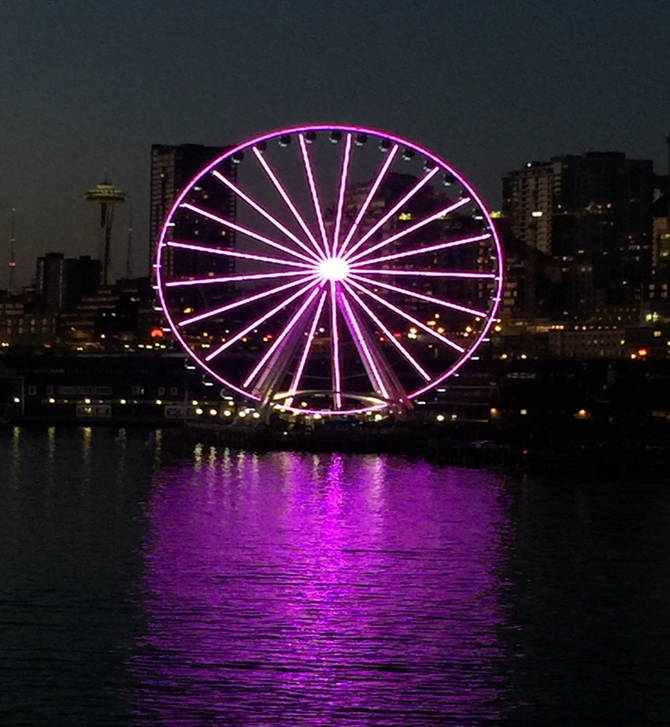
[
  {"left": 330, "top": 281, "right": 342, "bottom": 409},
  {"left": 181, "top": 203, "right": 316, "bottom": 265},
  {"left": 154, "top": 123, "right": 506, "bottom": 418},
  {"left": 165, "top": 240, "right": 314, "bottom": 269},
  {"left": 338, "top": 289, "right": 389, "bottom": 400},
  {"left": 342, "top": 281, "right": 431, "bottom": 381},
  {"left": 351, "top": 233, "right": 493, "bottom": 268},
  {"left": 337, "top": 144, "right": 399, "bottom": 258},
  {"left": 347, "top": 277, "right": 465, "bottom": 353},
  {"left": 346, "top": 197, "right": 471, "bottom": 264},
  {"left": 357, "top": 269, "right": 496, "bottom": 279},
  {"left": 211, "top": 170, "right": 321, "bottom": 262},
  {"left": 179, "top": 275, "right": 317, "bottom": 327},
  {"left": 343, "top": 167, "right": 440, "bottom": 260},
  {"left": 350, "top": 273, "right": 488, "bottom": 317},
  {"left": 285, "top": 289, "right": 328, "bottom": 407},
  {"left": 165, "top": 270, "right": 308, "bottom": 287},
  {"left": 298, "top": 134, "right": 330, "bottom": 256},
  {"left": 331, "top": 133, "right": 353, "bottom": 257},
  {"left": 204, "top": 279, "right": 320, "bottom": 362},
  {"left": 252, "top": 147, "right": 327, "bottom": 260},
  {"left": 243, "top": 283, "right": 324, "bottom": 388}
]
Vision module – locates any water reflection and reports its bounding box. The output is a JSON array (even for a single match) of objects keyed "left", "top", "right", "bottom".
[{"left": 132, "top": 451, "right": 508, "bottom": 725}]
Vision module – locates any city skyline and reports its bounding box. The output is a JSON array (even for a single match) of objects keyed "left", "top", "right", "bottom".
[{"left": 2, "top": 1, "right": 669, "bottom": 287}]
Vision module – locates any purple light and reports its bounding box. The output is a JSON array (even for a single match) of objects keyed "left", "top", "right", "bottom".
[
  {"left": 357, "top": 269, "right": 496, "bottom": 279},
  {"left": 243, "top": 283, "right": 324, "bottom": 388},
  {"left": 343, "top": 166, "right": 440, "bottom": 260},
  {"left": 211, "top": 170, "right": 321, "bottom": 262},
  {"left": 337, "top": 144, "right": 399, "bottom": 258},
  {"left": 154, "top": 123, "right": 505, "bottom": 417},
  {"left": 330, "top": 281, "right": 343, "bottom": 409},
  {"left": 165, "top": 270, "right": 309, "bottom": 288},
  {"left": 342, "top": 281, "right": 431, "bottom": 381},
  {"left": 252, "top": 146, "right": 327, "bottom": 260},
  {"left": 181, "top": 203, "right": 316, "bottom": 265},
  {"left": 165, "top": 240, "right": 314, "bottom": 269},
  {"left": 352, "top": 232, "right": 493, "bottom": 268},
  {"left": 285, "top": 289, "right": 328, "bottom": 407},
  {"left": 331, "top": 133, "right": 353, "bottom": 257},
  {"left": 179, "top": 275, "right": 317, "bottom": 327},
  {"left": 350, "top": 273, "right": 488, "bottom": 318},
  {"left": 135, "top": 453, "right": 507, "bottom": 723},
  {"left": 339, "top": 289, "right": 389, "bottom": 400},
  {"left": 346, "top": 196, "right": 471, "bottom": 264},
  {"left": 298, "top": 134, "right": 330, "bottom": 256},
  {"left": 347, "top": 277, "right": 466, "bottom": 353},
  {"left": 204, "top": 279, "right": 320, "bottom": 362}
]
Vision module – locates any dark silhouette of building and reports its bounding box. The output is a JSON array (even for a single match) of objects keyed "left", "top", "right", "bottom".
[
  {"left": 502, "top": 152, "right": 654, "bottom": 306},
  {"left": 149, "top": 143, "right": 236, "bottom": 279},
  {"left": 36, "top": 253, "right": 101, "bottom": 314}
]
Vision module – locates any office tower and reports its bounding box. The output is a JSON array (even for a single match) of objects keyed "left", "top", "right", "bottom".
[
  {"left": 502, "top": 152, "right": 654, "bottom": 305},
  {"left": 36, "top": 254, "right": 102, "bottom": 314},
  {"left": 36, "top": 253, "right": 66, "bottom": 313},
  {"left": 149, "top": 144, "right": 236, "bottom": 280}
]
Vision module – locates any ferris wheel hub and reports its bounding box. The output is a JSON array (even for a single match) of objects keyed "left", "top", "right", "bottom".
[{"left": 318, "top": 257, "right": 350, "bottom": 282}]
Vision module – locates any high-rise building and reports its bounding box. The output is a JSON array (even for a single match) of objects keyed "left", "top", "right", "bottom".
[
  {"left": 36, "top": 253, "right": 102, "bottom": 314},
  {"left": 149, "top": 144, "right": 236, "bottom": 279},
  {"left": 502, "top": 152, "right": 654, "bottom": 305},
  {"left": 36, "top": 253, "right": 66, "bottom": 313}
]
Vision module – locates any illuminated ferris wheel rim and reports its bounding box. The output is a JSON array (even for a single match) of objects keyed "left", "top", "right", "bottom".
[{"left": 155, "top": 123, "right": 505, "bottom": 416}]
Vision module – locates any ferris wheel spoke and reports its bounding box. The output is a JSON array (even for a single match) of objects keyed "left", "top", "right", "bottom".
[
  {"left": 337, "top": 144, "right": 399, "bottom": 259},
  {"left": 351, "top": 232, "right": 493, "bottom": 268},
  {"left": 243, "top": 285, "right": 324, "bottom": 389},
  {"left": 354, "top": 269, "right": 497, "bottom": 279},
  {"left": 331, "top": 133, "right": 354, "bottom": 258},
  {"left": 165, "top": 270, "right": 310, "bottom": 288},
  {"left": 338, "top": 289, "right": 390, "bottom": 401},
  {"left": 285, "top": 289, "right": 328, "bottom": 408},
  {"left": 181, "top": 203, "right": 316, "bottom": 265},
  {"left": 346, "top": 197, "right": 471, "bottom": 265},
  {"left": 343, "top": 166, "right": 440, "bottom": 261},
  {"left": 165, "top": 240, "right": 314, "bottom": 269},
  {"left": 330, "top": 281, "right": 343, "bottom": 409},
  {"left": 342, "top": 281, "right": 431, "bottom": 382},
  {"left": 350, "top": 273, "right": 488, "bottom": 318},
  {"left": 210, "top": 170, "right": 321, "bottom": 263},
  {"left": 252, "top": 147, "right": 327, "bottom": 260},
  {"left": 179, "top": 274, "right": 318, "bottom": 327},
  {"left": 347, "top": 277, "right": 465, "bottom": 354},
  {"left": 204, "top": 278, "right": 322, "bottom": 362},
  {"left": 298, "top": 134, "right": 330, "bottom": 256}
]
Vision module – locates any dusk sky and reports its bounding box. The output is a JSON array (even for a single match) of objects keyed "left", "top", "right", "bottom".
[{"left": 1, "top": 1, "right": 669, "bottom": 285}]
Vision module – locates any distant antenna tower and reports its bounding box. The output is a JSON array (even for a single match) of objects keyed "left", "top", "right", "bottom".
[
  {"left": 83, "top": 180, "right": 127, "bottom": 285},
  {"left": 8, "top": 208, "right": 16, "bottom": 293},
  {"left": 125, "top": 206, "right": 134, "bottom": 280}
]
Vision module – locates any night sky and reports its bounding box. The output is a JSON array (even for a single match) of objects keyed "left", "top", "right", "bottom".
[{"left": 1, "top": 0, "right": 669, "bottom": 285}]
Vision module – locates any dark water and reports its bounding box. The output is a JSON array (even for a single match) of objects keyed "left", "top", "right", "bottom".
[{"left": 0, "top": 427, "right": 669, "bottom": 725}]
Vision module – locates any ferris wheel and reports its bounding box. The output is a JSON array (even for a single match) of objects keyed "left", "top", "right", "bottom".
[{"left": 155, "top": 124, "right": 504, "bottom": 416}]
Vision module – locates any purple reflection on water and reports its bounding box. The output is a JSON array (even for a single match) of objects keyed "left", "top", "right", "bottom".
[{"left": 130, "top": 451, "right": 508, "bottom": 725}]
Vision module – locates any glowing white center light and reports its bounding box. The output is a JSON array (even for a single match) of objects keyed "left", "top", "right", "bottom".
[{"left": 318, "top": 257, "right": 350, "bottom": 281}]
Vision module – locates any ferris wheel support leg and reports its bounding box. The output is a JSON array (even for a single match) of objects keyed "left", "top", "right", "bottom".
[
  {"left": 337, "top": 289, "right": 411, "bottom": 413},
  {"left": 250, "top": 301, "right": 321, "bottom": 411}
]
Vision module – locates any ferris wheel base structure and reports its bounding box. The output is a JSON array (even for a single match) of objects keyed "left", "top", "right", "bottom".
[{"left": 155, "top": 124, "right": 504, "bottom": 418}]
